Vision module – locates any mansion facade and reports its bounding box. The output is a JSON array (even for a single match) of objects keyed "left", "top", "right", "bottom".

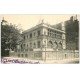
[
  {"left": 16, "top": 20, "right": 67, "bottom": 59},
  {"left": 19, "top": 21, "right": 66, "bottom": 52},
  {"left": 15, "top": 16, "right": 79, "bottom": 60}
]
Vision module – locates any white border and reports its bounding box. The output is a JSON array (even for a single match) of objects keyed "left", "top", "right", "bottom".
[{"left": 0, "top": 0, "right": 80, "bottom": 80}]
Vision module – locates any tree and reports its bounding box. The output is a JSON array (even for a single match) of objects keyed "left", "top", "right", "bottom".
[{"left": 1, "top": 19, "right": 23, "bottom": 57}]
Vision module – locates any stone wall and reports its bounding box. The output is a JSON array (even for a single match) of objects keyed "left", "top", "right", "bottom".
[
  {"left": 9, "top": 50, "right": 79, "bottom": 60},
  {"left": 42, "top": 50, "right": 79, "bottom": 60}
]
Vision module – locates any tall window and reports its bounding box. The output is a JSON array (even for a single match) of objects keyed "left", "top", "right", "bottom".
[
  {"left": 34, "top": 42, "right": 36, "bottom": 48},
  {"left": 55, "top": 34, "right": 56, "bottom": 38},
  {"left": 25, "top": 54, "right": 27, "bottom": 57},
  {"left": 18, "top": 54, "right": 20, "bottom": 57},
  {"left": 48, "top": 32, "right": 49, "bottom": 36},
  {"left": 27, "top": 44, "right": 28, "bottom": 48},
  {"left": 30, "top": 43, "right": 32, "bottom": 47},
  {"left": 24, "top": 35, "right": 25, "bottom": 40},
  {"left": 27, "top": 35, "right": 28, "bottom": 38},
  {"left": 37, "top": 41, "right": 41, "bottom": 48},
  {"left": 23, "top": 44, "right": 25, "bottom": 47},
  {"left": 30, "top": 33, "right": 32, "bottom": 38},
  {"left": 34, "top": 32, "right": 35, "bottom": 36},
  {"left": 37, "top": 30, "right": 40, "bottom": 36},
  {"left": 22, "top": 54, "right": 24, "bottom": 57}
]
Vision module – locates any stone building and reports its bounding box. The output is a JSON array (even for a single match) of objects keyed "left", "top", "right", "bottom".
[
  {"left": 17, "top": 20, "right": 66, "bottom": 60},
  {"left": 64, "top": 16, "right": 79, "bottom": 50},
  {"left": 9, "top": 16, "right": 79, "bottom": 60}
]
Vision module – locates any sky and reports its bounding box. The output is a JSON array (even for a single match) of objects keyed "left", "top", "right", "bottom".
[{"left": 0, "top": 14, "right": 79, "bottom": 31}]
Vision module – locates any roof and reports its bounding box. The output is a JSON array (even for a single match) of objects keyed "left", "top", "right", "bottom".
[{"left": 22, "top": 22, "right": 65, "bottom": 34}]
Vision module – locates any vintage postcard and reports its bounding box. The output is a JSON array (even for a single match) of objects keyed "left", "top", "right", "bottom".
[{"left": 0, "top": 14, "right": 79, "bottom": 64}]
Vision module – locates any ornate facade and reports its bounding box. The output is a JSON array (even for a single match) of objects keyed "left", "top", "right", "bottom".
[
  {"left": 9, "top": 16, "right": 79, "bottom": 60},
  {"left": 15, "top": 21, "right": 66, "bottom": 59},
  {"left": 20, "top": 22, "right": 66, "bottom": 52}
]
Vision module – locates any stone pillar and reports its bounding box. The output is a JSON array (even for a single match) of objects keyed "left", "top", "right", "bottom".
[
  {"left": 62, "top": 33, "right": 66, "bottom": 49},
  {"left": 62, "top": 22, "right": 66, "bottom": 49}
]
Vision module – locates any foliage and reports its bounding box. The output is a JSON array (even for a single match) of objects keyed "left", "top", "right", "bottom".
[{"left": 1, "top": 22, "right": 23, "bottom": 57}]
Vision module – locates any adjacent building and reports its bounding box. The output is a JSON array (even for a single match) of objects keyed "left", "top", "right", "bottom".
[{"left": 65, "top": 16, "right": 79, "bottom": 50}]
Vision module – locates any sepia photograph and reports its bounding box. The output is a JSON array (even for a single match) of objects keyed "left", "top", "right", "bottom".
[{"left": 0, "top": 14, "right": 79, "bottom": 64}]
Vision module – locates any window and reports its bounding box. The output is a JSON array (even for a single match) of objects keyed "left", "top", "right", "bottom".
[
  {"left": 44, "top": 31, "right": 46, "bottom": 35},
  {"left": 24, "top": 36, "right": 25, "bottom": 40},
  {"left": 50, "top": 33, "right": 51, "bottom": 36},
  {"left": 25, "top": 54, "right": 27, "bottom": 57},
  {"left": 18, "top": 54, "right": 20, "bottom": 57},
  {"left": 27, "top": 44, "right": 28, "bottom": 48},
  {"left": 37, "top": 41, "right": 41, "bottom": 48},
  {"left": 22, "top": 54, "right": 24, "bottom": 57},
  {"left": 55, "top": 34, "right": 56, "bottom": 38},
  {"left": 37, "top": 30, "right": 40, "bottom": 36},
  {"left": 30, "top": 33, "right": 32, "bottom": 38},
  {"left": 34, "top": 43, "right": 36, "bottom": 48},
  {"left": 23, "top": 44, "right": 25, "bottom": 51},
  {"left": 48, "top": 32, "right": 49, "bottom": 36},
  {"left": 27, "top": 44, "right": 28, "bottom": 47},
  {"left": 34, "top": 32, "right": 35, "bottom": 36},
  {"left": 30, "top": 43, "right": 32, "bottom": 47},
  {"left": 27, "top": 35, "right": 28, "bottom": 38},
  {"left": 23, "top": 44, "right": 25, "bottom": 48}
]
